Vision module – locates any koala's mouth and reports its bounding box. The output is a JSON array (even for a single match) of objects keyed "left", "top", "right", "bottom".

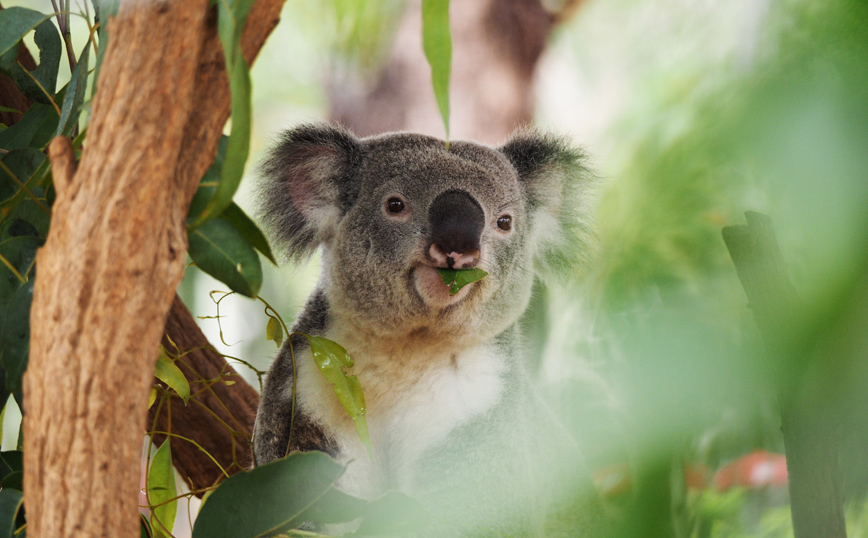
[{"left": 411, "top": 264, "right": 478, "bottom": 308}]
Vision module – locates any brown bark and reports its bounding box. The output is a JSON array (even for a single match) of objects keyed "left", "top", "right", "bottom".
[
  {"left": 723, "top": 212, "right": 847, "bottom": 538},
  {"left": 23, "top": 1, "right": 284, "bottom": 537},
  {"left": 149, "top": 295, "right": 259, "bottom": 492},
  {"left": 329, "top": 0, "right": 558, "bottom": 144}
]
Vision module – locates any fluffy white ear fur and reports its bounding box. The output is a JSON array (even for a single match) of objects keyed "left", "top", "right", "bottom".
[
  {"left": 258, "top": 124, "right": 363, "bottom": 261},
  {"left": 499, "top": 130, "right": 596, "bottom": 280}
]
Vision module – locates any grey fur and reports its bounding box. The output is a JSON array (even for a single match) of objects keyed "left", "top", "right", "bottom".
[{"left": 254, "top": 124, "right": 600, "bottom": 537}]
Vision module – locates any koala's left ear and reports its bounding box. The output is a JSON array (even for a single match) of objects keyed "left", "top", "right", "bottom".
[{"left": 499, "top": 130, "right": 596, "bottom": 280}]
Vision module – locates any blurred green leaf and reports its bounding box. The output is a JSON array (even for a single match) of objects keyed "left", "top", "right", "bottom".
[
  {"left": 8, "top": 19, "right": 61, "bottom": 104},
  {"left": 436, "top": 267, "right": 487, "bottom": 295},
  {"left": 155, "top": 349, "right": 190, "bottom": 404},
  {"left": 148, "top": 441, "right": 177, "bottom": 538},
  {"left": 266, "top": 316, "right": 283, "bottom": 348},
  {"left": 188, "top": 217, "right": 263, "bottom": 298},
  {"left": 0, "top": 472, "right": 21, "bottom": 492},
  {"left": 191, "top": 0, "right": 256, "bottom": 226},
  {"left": 0, "top": 278, "right": 33, "bottom": 394},
  {"left": 304, "top": 335, "right": 371, "bottom": 458},
  {"left": 0, "top": 452, "right": 23, "bottom": 479},
  {"left": 221, "top": 203, "right": 277, "bottom": 264},
  {"left": 55, "top": 44, "right": 90, "bottom": 138},
  {"left": 352, "top": 491, "right": 430, "bottom": 537},
  {"left": 0, "top": 103, "right": 59, "bottom": 151},
  {"left": 421, "top": 0, "right": 451, "bottom": 140},
  {"left": 0, "top": 7, "right": 52, "bottom": 59},
  {"left": 0, "top": 148, "right": 47, "bottom": 208},
  {"left": 0, "top": 488, "right": 23, "bottom": 538},
  {"left": 191, "top": 452, "right": 347, "bottom": 538}
]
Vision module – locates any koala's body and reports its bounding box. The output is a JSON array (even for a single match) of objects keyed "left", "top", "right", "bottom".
[{"left": 253, "top": 124, "right": 598, "bottom": 537}]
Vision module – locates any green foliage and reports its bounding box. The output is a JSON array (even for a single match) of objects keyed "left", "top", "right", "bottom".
[
  {"left": 190, "top": 0, "right": 257, "bottom": 227},
  {"left": 147, "top": 441, "right": 178, "bottom": 538},
  {"left": 189, "top": 216, "right": 264, "bottom": 297},
  {"left": 421, "top": 0, "right": 451, "bottom": 140},
  {"left": 302, "top": 334, "right": 372, "bottom": 459},
  {"left": 154, "top": 349, "right": 191, "bottom": 404},
  {"left": 0, "top": 489, "right": 24, "bottom": 538},
  {"left": 187, "top": 136, "right": 274, "bottom": 297},
  {"left": 436, "top": 267, "right": 488, "bottom": 295},
  {"left": 55, "top": 43, "right": 89, "bottom": 138}
]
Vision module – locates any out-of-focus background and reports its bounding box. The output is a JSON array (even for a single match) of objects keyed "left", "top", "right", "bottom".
[{"left": 9, "top": 0, "right": 868, "bottom": 536}]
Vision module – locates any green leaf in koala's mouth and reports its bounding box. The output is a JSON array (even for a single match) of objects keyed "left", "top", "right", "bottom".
[{"left": 436, "top": 268, "right": 488, "bottom": 295}]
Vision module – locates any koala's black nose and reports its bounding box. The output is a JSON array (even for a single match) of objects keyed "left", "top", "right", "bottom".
[{"left": 428, "top": 190, "right": 484, "bottom": 269}]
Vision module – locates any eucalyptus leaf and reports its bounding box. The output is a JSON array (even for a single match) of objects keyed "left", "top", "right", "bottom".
[
  {"left": 0, "top": 103, "right": 58, "bottom": 151},
  {"left": 187, "top": 136, "right": 229, "bottom": 222},
  {"left": 0, "top": 451, "right": 22, "bottom": 479},
  {"left": 191, "top": 452, "right": 348, "bottom": 538},
  {"left": 191, "top": 0, "right": 256, "bottom": 226},
  {"left": 0, "top": 488, "right": 23, "bottom": 538},
  {"left": 303, "top": 335, "right": 372, "bottom": 458},
  {"left": 0, "top": 148, "right": 47, "bottom": 207},
  {"left": 221, "top": 202, "right": 277, "bottom": 264},
  {"left": 0, "top": 7, "right": 52, "bottom": 59},
  {"left": 421, "top": 0, "right": 452, "bottom": 140},
  {"left": 147, "top": 441, "right": 177, "bottom": 538},
  {"left": 55, "top": 44, "right": 90, "bottom": 138},
  {"left": 0, "top": 278, "right": 34, "bottom": 393},
  {"left": 154, "top": 349, "right": 190, "bottom": 404},
  {"left": 10, "top": 19, "right": 61, "bottom": 104},
  {"left": 266, "top": 316, "right": 283, "bottom": 348},
  {"left": 188, "top": 216, "right": 263, "bottom": 298},
  {"left": 0, "top": 472, "right": 21, "bottom": 492},
  {"left": 352, "top": 491, "right": 430, "bottom": 537},
  {"left": 436, "top": 267, "right": 488, "bottom": 295}
]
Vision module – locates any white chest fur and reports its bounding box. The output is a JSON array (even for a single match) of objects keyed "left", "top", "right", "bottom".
[{"left": 294, "top": 335, "right": 507, "bottom": 500}]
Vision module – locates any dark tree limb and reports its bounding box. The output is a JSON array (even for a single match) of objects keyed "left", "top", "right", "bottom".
[
  {"left": 149, "top": 295, "right": 260, "bottom": 493},
  {"left": 723, "top": 211, "right": 847, "bottom": 538}
]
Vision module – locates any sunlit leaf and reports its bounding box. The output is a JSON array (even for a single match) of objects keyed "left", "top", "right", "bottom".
[
  {"left": 436, "top": 267, "right": 488, "bottom": 295},
  {"left": 0, "top": 7, "right": 52, "bottom": 59},
  {"left": 148, "top": 441, "right": 177, "bottom": 538},
  {"left": 0, "top": 488, "right": 23, "bottom": 538},
  {"left": 148, "top": 387, "right": 157, "bottom": 409},
  {"left": 266, "top": 316, "right": 283, "bottom": 348},
  {"left": 154, "top": 349, "right": 190, "bottom": 404},
  {"left": 304, "top": 335, "right": 372, "bottom": 458},
  {"left": 188, "top": 216, "right": 263, "bottom": 298},
  {"left": 191, "top": 452, "right": 349, "bottom": 538},
  {"left": 421, "top": 0, "right": 451, "bottom": 140},
  {"left": 191, "top": 0, "right": 256, "bottom": 226},
  {"left": 55, "top": 44, "right": 90, "bottom": 138}
]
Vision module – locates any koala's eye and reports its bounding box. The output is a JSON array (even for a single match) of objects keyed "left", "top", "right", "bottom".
[
  {"left": 497, "top": 215, "right": 512, "bottom": 231},
  {"left": 387, "top": 198, "right": 405, "bottom": 214}
]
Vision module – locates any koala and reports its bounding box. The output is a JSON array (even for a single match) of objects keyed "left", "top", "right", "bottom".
[{"left": 253, "top": 123, "right": 600, "bottom": 537}]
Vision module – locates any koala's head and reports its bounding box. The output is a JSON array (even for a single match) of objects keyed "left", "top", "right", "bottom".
[{"left": 259, "top": 124, "right": 593, "bottom": 343}]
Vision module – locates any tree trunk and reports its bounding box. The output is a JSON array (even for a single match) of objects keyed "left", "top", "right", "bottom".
[
  {"left": 723, "top": 211, "right": 847, "bottom": 538},
  {"left": 329, "top": 0, "right": 576, "bottom": 144},
  {"left": 23, "top": 1, "right": 283, "bottom": 537}
]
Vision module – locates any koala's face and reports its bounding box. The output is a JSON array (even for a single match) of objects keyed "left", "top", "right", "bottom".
[{"left": 259, "top": 125, "right": 592, "bottom": 342}]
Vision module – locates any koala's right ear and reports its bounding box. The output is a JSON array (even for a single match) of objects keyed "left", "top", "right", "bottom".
[{"left": 258, "top": 123, "right": 364, "bottom": 261}]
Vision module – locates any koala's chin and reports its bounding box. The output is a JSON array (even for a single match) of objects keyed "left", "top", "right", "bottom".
[{"left": 254, "top": 124, "right": 601, "bottom": 537}]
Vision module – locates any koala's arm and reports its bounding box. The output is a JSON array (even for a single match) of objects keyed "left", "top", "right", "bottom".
[{"left": 254, "top": 335, "right": 340, "bottom": 466}]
